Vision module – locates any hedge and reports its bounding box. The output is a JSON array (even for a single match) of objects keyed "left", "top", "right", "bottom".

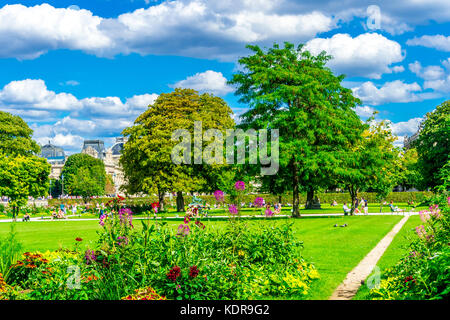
[{"left": 47, "top": 191, "right": 433, "bottom": 209}]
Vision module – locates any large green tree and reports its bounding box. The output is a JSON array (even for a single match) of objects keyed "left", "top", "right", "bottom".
[
  {"left": 229, "top": 43, "right": 365, "bottom": 217},
  {"left": 61, "top": 153, "right": 106, "bottom": 202},
  {"left": 0, "top": 111, "right": 40, "bottom": 156},
  {"left": 120, "top": 88, "right": 235, "bottom": 211},
  {"left": 0, "top": 111, "right": 50, "bottom": 219},
  {"left": 0, "top": 154, "right": 50, "bottom": 219},
  {"left": 336, "top": 119, "right": 401, "bottom": 213},
  {"left": 414, "top": 100, "right": 450, "bottom": 189}
]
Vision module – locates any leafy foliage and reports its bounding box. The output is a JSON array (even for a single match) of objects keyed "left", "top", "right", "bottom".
[
  {"left": 229, "top": 42, "right": 365, "bottom": 215},
  {"left": 61, "top": 153, "right": 106, "bottom": 200},
  {"left": 414, "top": 100, "right": 450, "bottom": 189}
]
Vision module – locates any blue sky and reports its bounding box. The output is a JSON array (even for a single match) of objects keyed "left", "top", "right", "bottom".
[{"left": 0, "top": 0, "right": 448, "bottom": 153}]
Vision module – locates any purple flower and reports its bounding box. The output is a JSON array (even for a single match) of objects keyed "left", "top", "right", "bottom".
[
  {"left": 99, "top": 214, "right": 107, "bottom": 226},
  {"left": 254, "top": 197, "right": 264, "bottom": 208},
  {"left": 85, "top": 250, "right": 96, "bottom": 265},
  {"left": 177, "top": 224, "right": 190, "bottom": 236},
  {"left": 234, "top": 181, "right": 245, "bottom": 191},
  {"left": 119, "top": 208, "right": 133, "bottom": 227},
  {"left": 228, "top": 204, "right": 238, "bottom": 215},
  {"left": 214, "top": 190, "right": 224, "bottom": 202}
]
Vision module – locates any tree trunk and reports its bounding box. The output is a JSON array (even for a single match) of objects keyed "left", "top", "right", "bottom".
[
  {"left": 348, "top": 186, "right": 358, "bottom": 215},
  {"left": 278, "top": 195, "right": 282, "bottom": 204},
  {"left": 176, "top": 191, "right": 185, "bottom": 212},
  {"left": 158, "top": 191, "right": 165, "bottom": 212},
  {"left": 305, "top": 188, "right": 315, "bottom": 209},
  {"left": 292, "top": 162, "right": 300, "bottom": 217}
]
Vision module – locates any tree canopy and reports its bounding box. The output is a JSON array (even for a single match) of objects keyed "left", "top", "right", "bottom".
[
  {"left": 0, "top": 111, "right": 40, "bottom": 156},
  {"left": 61, "top": 153, "right": 106, "bottom": 201},
  {"left": 229, "top": 42, "right": 365, "bottom": 216},
  {"left": 414, "top": 100, "right": 450, "bottom": 189},
  {"left": 120, "top": 88, "right": 235, "bottom": 210},
  {"left": 0, "top": 111, "right": 49, "bottom": 218}
]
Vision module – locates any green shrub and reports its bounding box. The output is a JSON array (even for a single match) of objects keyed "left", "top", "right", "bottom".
[{"left": 368, "top": 191, "right": 449, "bottom": 300}]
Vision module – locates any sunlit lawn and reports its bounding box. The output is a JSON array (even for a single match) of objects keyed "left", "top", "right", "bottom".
[
  {"left": 0, "top": 215, "right": 404, "bottom": 300},
  {"left": 352, "top": 215, "right": 422, "bottom": 300},
  {"left": 0, "top": 202, "right": 427, "bottom": 221}
]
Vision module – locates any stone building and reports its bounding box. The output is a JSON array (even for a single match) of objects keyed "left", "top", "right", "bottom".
[
  {"left": 81, "top": 137, "right": 127, "bottom": 193},
  {"left": 40, "top": 137, "right": 127, "bottom": 194},
  {"left": 39, "top": 141, "right": 67, "bottom": 179}
]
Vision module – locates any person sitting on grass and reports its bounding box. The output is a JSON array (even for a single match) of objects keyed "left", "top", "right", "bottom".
[
  {"left": 51, "top": 210, "right": 58, "bottom": 220},
  {"left": 331, "top": 200, "right": 338, "bottom": 206},
  {"left": 22, "top": 212, "right": 30, "bottom": 222},
  {"left": 388, "top": 201, "right": 404, "bottom": 213},
  {"left": 343, "top": 202, "right": 351, "bottom": 215}
]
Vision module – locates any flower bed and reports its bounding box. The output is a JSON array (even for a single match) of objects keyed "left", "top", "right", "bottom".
[{"left": 2, "top": 187, "right": 319, "bottom": 300}]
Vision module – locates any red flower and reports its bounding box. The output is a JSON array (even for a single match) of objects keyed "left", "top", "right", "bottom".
[
  {"left": 167, "top": 266, "right": 181, "bottom": 282},
  {"left": 75, "top": 237, "right": 83, "bottom": 242},
  {"left": 189, "top": 265, "right": 199, "bottom": 278}
]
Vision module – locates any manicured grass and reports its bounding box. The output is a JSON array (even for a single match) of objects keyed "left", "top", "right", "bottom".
[
  {"left": 352, "top": 215, "right": 421, "bottom": 300},
  {"left": 0, "top": 202, "right": 427, "bottom": 220},
  {"left": 291, "top": 215, "right": 403, "bottom": 299},
  {"left": 0, "top": 215, "right": 404, "bottom": 300}
]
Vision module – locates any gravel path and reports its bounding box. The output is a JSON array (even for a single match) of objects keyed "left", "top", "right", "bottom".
[{"left": 329, "top": 214, "right": 411, "bottom": 300}]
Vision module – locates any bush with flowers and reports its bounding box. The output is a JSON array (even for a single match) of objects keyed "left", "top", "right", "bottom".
[
  {"left": 368, "top": 174, "right": 450, "bottom": 300},
  {"left": 1, "top": 188, "right": 319, "bottom": 300}
]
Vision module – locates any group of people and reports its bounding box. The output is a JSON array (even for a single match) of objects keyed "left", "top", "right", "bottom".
[{"left": 342, "top": 198, "right": 369, "bottom": 215}]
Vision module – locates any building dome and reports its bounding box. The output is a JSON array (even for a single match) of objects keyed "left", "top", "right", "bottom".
[{"left": 40, "top": 141, "right": 66, "bottom": 161}]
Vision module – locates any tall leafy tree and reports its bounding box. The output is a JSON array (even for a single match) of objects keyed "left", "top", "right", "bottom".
[
  {"left": 61, "top": 153, "right": 106, "bottom": 202},
  {"left": 414, "top": 100, "right": 450, "bottom": 189},
  {"left": 398, "top": 148, "right": 422, "bottom": 191},
  {"left": 0, "top": 154, "right": 50, "bottom": 219},
  {"left": 336, "top": 119, "right": 400, "bottom": 213},
  {"left": 0, "top": 111, "right": 50, "bottom": 219},
  {"left": 120, "top": 88, "right": 235, "bottom": 211},
  {"left": 229, "top": 43, "right": 364, "bottom": 216},
  {"left": 0, "top": 111, "right": 40, "bottom": 156}
]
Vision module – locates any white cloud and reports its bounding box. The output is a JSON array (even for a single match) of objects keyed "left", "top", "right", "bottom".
[
  {"left": 392, "top": 65, "right": 405, "bottom": 73},
  {"left": 0, "top": 1, "right": 450, "bottom": 60},
  {"left": 410, "top": 58, "right": 450, "bottom": 93},
  {"left": 60, "top": 80, "right": 80, "bottom": 86},
  {"left": 354, "top": 105, "right": 377, "bottom": 117},
  {"left": 352, "top": 80, "right": 423, "bottom": 105},
  {"left": 304, "top": 33, "right": 404, "bottom": 79},
  {"left": 389, "top": 117, "right": 423, "bottom": 136},
  {"left": 0, "top": 4, "right": 112, "bottom": 59},
  {"left": 0, "top": 79, "right": 159, "bottom": 152},
  {"left": 0, "top": 79, "right": 79, "bottom": 110},
  {"left": 0, "top": 2, "right": 335, "bottom": 61},
  {"left": 407, "top": 35, "right": 450, "bottom": 52},
  {"left": 409, "top": 61, "right": 445, "bottom": 80},
  {"left": 170, "top": 70, "right": 233, "bottom": 96}
]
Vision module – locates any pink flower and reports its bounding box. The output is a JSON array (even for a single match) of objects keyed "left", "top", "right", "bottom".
[
  {"left": 177, "top": 224, "right": 190, "bottom": 236},
  {"left": 228, "top": 205, "right": 238, "bottom": 215},
  {"left": 254, "top": 197, "right": 264, "bottom": 208},
  {"left": 415, "top": 225, "right": 426, "bottom": 239},
  {"left": 214, "top": 190, "right": 224, "bottom": 202},
  {"left": 234, "top": 181, "right": 245, "bottom": 191},
  {"left": 419, "top": 211, "right": 430, "bottom": 223}
]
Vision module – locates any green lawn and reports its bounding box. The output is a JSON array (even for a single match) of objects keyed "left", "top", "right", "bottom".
[
  {"left": 352, "top": 215, "right": 421, "bottom": 300},
  {"left": 0, "top": 215, "right": 404, "bottom": 300},
  {"left": 0, "top": 202, "right": 427, "bottom": 220}
]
